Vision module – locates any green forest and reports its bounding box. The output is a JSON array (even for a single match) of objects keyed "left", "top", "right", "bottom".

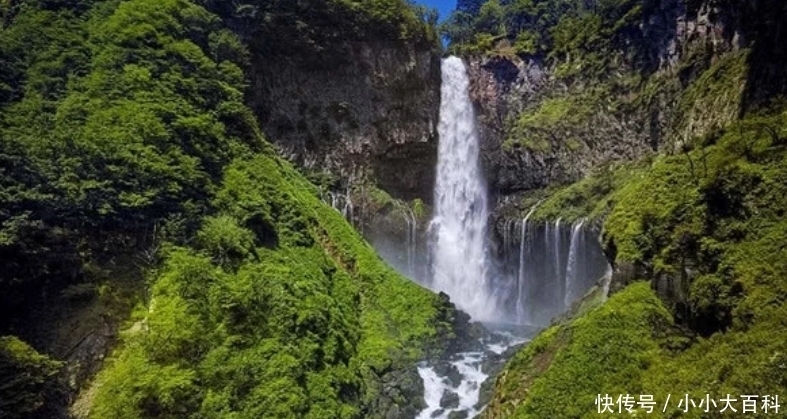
[
  {"left": 0, "top": 1, "right": 455, "bottom": 418},
  {"left": 3, "top": 0, "right": 787, "bottom": 418},
  {"left": 438, "top": 0, "right": 787, "bottom": 417}
]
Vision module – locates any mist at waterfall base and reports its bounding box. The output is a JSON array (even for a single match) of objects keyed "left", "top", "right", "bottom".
[{"left": 369, "top": 211, "right": 610, "bottom": 327}]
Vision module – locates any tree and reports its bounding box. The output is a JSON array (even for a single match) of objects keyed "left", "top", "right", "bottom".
[{"left": 457, "top": 0, "right": 486, "bottom": 15}]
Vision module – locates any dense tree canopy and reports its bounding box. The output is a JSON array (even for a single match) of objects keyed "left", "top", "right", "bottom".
[
  {"left": 0, "top": 0, "right": 448, "bottom": 417},
  {"left": 441, "top": 0, "right": 655, "bottom": 75}
]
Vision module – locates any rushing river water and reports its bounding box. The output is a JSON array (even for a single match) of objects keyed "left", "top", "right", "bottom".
[{"left": 415, "top": 327, "right": 532, "bottom": 419}]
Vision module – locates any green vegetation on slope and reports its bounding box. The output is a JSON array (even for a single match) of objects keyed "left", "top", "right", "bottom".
[
  {"left": 504, "top": 86, "right": 611, "bottom": 152},
  {"left": 521, "top": 49, "right": 754, "bottom": 225},
  {"left": 91, "top": 154, "right": 448, "bottom": 419},
  {"left": 442, "top": 0, "right": 648, "bottom": 76},
  {"left": 0, "top": 336, "right": 63, "bottom": 419},
  {"left": 603, "top": 106, "right": 787, "bottom": 333},
  {"left": 486, "top": 77, "right": 787, "bottom": 419},
  {"left": 483, "top": 282, "right": 680, "bottom": 418},
  {"left": 524, "top": 159, "right": 649, "bottom": 223},
  {"left": 1, "top": 0, "right": 261, "bottom": 320},
  {"left": 0, "top": 0, "right": 448, "bottom": 417}
]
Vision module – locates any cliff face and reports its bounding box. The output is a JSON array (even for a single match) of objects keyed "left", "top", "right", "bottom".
[
  {"left": 462, "top": 2, "right": 787, "bottom": 319},
  {"left": 465, "top": 0, "right": 746, "bottom": 204},
  {"left": 248, "top": 41, "right": 441, "bottom": 203},
  {"left": 240, "top": 41, "right": 442, "bottom": 295},
  {"left": 467, "top": 55, "right": 653, "bottom": 195},
  {"left": 458, "top": 1, "right": 787, "bottom": 416}
]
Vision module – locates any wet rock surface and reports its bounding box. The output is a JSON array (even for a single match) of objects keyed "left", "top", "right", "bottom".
[
  {"left": 440, "top": 390, "right": 460, "bottom": 409},
  {"left": 366, "top": 363, "right": 427, "bottom": 419},
  {"left": 415, "top": 325, "right": 538, "bottom": 418}
]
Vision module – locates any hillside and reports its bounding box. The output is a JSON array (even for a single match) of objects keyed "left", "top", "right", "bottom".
[
  {"left": 4, "top": 0, "right": 787, "bottom": 418},
  {"left": 0, "top": 1, "right": 460, "bottom": 418},
  {"left": 440, "top": 0, "right": 787, "bottom": 417}
]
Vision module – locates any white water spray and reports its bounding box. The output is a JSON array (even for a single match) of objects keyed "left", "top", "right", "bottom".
[
  {"left": 516, "top": 204, "right": 539, "bottom": 324},
  {"left": 554, "top": 218, "right": 563, "bottom": 309},
  {"left": 564, "top": 218, "right": 586, "bottom": 307},
  {"left": 430, "top": 56, "right": 494, "bottom": 321}
]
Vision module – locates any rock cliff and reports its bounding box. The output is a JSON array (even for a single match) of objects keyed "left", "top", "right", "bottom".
[
  {"left": 466, "top": 0, "right": 745, "bottom": 202},
  {"left": 248, "top": 40, "right": 441, "bottom": 203}
]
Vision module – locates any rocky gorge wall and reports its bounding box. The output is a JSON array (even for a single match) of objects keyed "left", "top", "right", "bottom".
[
  {"left": 454, "top": 0, "right": 787, "bottom": 322},
  {"left": 248, "top": 41, "right": 441, "bottom": 203},
  {"left": 466, "top": 0, "right": 746, "bottom": 209},
  {"left": 238, "top": 30, "right": 443, "bottom": 281}
]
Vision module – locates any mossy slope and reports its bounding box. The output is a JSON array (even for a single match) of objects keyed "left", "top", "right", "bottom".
[
  {"left": 90, "top": 153, "right": 448, "bottom": 419},
  {"left": 483, "top": 63, "right": 787, "bottom": 419},
  {"left": 483, "top": 282, "right": 677, "bottom": 418},
  {"left": 0, "top": 0, "right": 450, "bottom": 418}
]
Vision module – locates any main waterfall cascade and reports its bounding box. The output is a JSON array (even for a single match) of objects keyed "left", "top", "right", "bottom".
[
  {"left": 424, "top": 57, "right": 610, "bottom": 326},
  {"left": 366, "top": 56, "right": 612, "bottom": 419},
  {"left": 429, "top": 56, "right": 495, "bottom": 322}
]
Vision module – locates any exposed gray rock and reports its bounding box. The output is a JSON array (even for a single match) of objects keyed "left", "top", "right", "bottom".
[
  {"left": 466, "top": 54, "right": 654, "bottom": 197},
  {"left": 440, "top": 389, "right": 460, "bottom": 409},
  {"left": 460, "top": 1, "right": 744, "bottom": 223},
  {"left": 249, "top": 41, "right": 441, "bottom": 203},
  {"left": 433, "top": 361, "right": 463, "bottom": 388},
  {"left": 366, "top": 363, "right": 426, "bottom": 419}
]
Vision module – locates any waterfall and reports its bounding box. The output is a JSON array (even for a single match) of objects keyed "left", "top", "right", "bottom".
[
  {"left": 429, "top": 56, "right": 494, "bottom": 321},
  {"left": 416, "top": 56, "right": 616, "bottom": 419},
  {"left": 516, "top": 205, "right": 538, "bottom": 324},
  {"left": 564, "top": 218, "right": 586, "bottom": 307},
  {"left": 328, "top": 191, "right": 337, "bottom": 210},
  {"left": 402, "top": 206, "right": 417, "bottom": 278},
  {"left": 342, "top": 190, "right": 353, "bottom": 221},
  {"left": 502, "top": 219, "right": 514, "bottom": 252},
  {"left": 501, "top": 215, "right": 610, "bottom": 324},
  {"left": 325, "top": 190, "right": 354, "bottom": 224},
  {"left": 554, "top": 218, "right": 564, "bottom": 310}
]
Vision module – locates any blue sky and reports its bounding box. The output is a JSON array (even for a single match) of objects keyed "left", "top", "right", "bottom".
[{"left": 414, "top": 0, "right": 455, "bottom": 22}]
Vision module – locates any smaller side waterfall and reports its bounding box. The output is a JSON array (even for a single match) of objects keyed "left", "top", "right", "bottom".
[
  {"left": 553, "top": 218, "right": 564, "bottom": 310},
  {"left": 516, "top": 205, "right": 539, "bottom": 324},
  {"left": 497, "top": 216, "right": 609, "bottom": 325},
  {"left": 402, "top": 206, "right": 418, "bottom": 278},
  {"left": 502, "top": 219, "right": 515, "bottom": 253},
  {"left": 324, "top": 190, "right": 354, "bottom": 223},
  {"left": 565, "top": 218, "right": 586, "bottom": 308},
  {"left": 342, "top": 192, "right": 353, "bottom": 220}
]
